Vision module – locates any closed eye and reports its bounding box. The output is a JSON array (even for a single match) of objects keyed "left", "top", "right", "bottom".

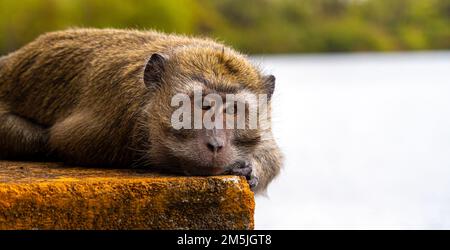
[
  {"left": 225, "top": 103, "right": 237, "bottom": 114},
  {"left": 202, "top": 104, "right": 212, "bottom": 110}
]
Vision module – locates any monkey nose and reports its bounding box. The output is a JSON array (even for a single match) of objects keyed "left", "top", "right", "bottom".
[{"left": 206, "top": 138, "right": 224, "bottom": 153}]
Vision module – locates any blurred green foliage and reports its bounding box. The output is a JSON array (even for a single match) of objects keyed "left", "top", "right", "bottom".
[{"left": 0, "top": 0, "right": 448, "bottom": 54}]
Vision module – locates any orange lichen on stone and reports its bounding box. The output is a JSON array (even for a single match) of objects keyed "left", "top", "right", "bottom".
[{"left": 0, "top": 161, "right": 254, "bottom": 229}]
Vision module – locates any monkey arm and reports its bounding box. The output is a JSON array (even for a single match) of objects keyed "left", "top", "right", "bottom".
[
  {"left": 249, "top": 137, "right": 283, "bottom": 194},
  {"left": 0, "top": 104, "right": 49, "bottom": 159}
]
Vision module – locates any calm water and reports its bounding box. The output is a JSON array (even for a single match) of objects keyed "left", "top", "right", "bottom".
[{"left": 252, "top": 52, "right": 450, "bottom": 229}]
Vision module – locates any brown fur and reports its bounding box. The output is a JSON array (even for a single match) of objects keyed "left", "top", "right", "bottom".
[{"left": 0, "top": 28, "right": 282, "bottom": 193}]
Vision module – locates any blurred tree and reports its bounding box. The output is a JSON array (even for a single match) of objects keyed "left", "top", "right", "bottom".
[{"left": 0, "top": 0, "right": 448, "bottom": 54}]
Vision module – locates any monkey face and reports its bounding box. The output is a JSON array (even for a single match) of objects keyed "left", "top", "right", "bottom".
[
  {"left": 141, "top": 50, "right": 274, "bottom": 175},
  {"left": 147, "top": 90, "right": 263, "bottom": 176}
]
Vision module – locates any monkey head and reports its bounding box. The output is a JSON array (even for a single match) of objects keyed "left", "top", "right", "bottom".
[{"left": 138, "top": 47, "right": 275, "bottom": 176}]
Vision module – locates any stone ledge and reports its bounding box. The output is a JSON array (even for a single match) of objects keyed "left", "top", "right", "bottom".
[{"left": 0, "top": 161, "right": 254, "bottom": 230}]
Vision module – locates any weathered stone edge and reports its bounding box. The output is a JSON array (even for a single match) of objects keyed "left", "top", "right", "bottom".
[{"left": 0, "top": 176, "right": 254, "bottom": 230}]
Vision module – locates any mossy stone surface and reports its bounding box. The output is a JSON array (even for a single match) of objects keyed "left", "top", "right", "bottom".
[{"left": 0, "top": 161, "right": 254, "bottom": 229}]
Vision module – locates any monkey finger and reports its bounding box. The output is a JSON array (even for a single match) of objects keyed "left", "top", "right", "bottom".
[
  {"left": 248, "top": 175, "right": 259, "bottom": 190},
  {"left": 229, "top": 165, "right": 252, "bottom": 177}
]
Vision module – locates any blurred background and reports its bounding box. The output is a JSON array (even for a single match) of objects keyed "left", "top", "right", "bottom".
[
  {"left": 1, "top": 0, "right": 449, "bottom": 229},
  {"left": 0, "top": 0, "right": 448, "bottom": 54}
]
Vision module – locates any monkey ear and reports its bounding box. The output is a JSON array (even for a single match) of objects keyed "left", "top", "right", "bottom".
[
  {"left": 144, "top": 53, "right": 167, "bottom": 88},
  {"left": 263, "top": 75, "right": 276, "bottom": 100}
]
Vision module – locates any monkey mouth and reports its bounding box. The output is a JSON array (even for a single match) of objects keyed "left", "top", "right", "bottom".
[
  {"left": 162, "top": 150, "right": 233, "bottom": 176},
  {"left": 182, "top": 166, "right": 225, "bottom": 176},
  {"left": 179, "top": 159, "right": 230, "bottom": 176}
]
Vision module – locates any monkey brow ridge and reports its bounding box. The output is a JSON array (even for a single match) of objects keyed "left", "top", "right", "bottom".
[{"left": 190, "top": 75, "right": 244, "bottom": 94}]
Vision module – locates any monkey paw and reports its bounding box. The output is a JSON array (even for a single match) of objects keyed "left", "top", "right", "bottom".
[{"left": 225, "top": 160, "right": 259, "bottom": 191}]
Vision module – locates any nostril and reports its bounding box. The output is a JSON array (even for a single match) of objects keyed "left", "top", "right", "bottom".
[{"left": 207, "top": 140, "right": 224, "bottom": 153}]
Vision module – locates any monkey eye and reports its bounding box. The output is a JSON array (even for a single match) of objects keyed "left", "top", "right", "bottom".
[
  {"left": 195, "top": 99, "right": 211, "bottom": 110},
  {"left": 225, "top": 103, "right": 238, "bottom": 115},
  {"left": 202, "top": 104, "right": 212, "bottom": 111},
  {"left": 202, "top": 98, "right": 219, "bottom": 111}
]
